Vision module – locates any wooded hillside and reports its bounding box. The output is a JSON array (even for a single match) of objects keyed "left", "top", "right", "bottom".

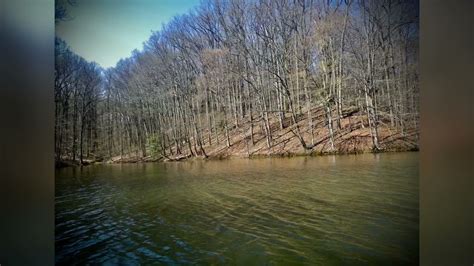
[{"left": 55, "top": 0, "right": 419, "bottom": 165}]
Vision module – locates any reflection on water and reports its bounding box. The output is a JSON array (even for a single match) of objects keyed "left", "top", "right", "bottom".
[{"left": 56, "top": 152, "right": 418, "bottom": 265}]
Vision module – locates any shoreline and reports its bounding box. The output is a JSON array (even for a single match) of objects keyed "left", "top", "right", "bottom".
[
  {"left": 56, "top": 108, "right": 419, "bottom": 168},
  {"left": 56, "top": 147, "right": 419, "bottom": 168}
]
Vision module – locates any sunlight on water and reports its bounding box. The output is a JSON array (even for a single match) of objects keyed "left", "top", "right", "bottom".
[{"left": 56, "top": 152, "right": 418, "bottom": 265}]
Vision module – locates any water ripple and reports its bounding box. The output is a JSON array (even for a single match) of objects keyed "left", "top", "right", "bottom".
[{"left": 56, "top": 152, "right": 419, "bottom": 265}]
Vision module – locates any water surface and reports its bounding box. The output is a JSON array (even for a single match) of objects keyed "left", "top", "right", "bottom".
[{"left": 56, "top": 152, "right": 418, "bottom": 265}]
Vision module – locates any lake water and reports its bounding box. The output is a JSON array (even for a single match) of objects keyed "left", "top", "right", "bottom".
[{"left": 56, "top": 152, "right": 418, "bottom": 265}]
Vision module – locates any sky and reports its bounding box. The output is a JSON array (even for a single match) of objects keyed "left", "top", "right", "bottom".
[{"left": 56, "top": 0, "right": 201, "bottom": 69}]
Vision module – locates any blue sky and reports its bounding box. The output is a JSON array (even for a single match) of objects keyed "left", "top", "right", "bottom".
[{"left": 56, "top": 0, "right": 201, "bottom": 69}]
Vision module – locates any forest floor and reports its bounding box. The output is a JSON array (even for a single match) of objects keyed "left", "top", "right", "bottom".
[{"left": 106, "top": 106, "right": 419, "bottom": 164}]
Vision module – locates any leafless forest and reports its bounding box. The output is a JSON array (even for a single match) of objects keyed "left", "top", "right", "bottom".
[{"left": 55, "top": 0, "right": 419, "bottom": 165}]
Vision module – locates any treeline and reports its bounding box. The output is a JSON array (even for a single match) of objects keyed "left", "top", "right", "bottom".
[
  {"left": 54, "top": 39, "right": 102, "bottom": 163},
  {"left": 55, "top": 0, "right": 419, "bottom": 163}
]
